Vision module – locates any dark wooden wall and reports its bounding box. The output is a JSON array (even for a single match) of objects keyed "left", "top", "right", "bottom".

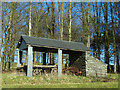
[{"left": 69, "top": 52, "right": 86, "bottom": 76}]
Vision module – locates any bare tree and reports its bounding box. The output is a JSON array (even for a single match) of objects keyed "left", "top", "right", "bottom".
[
  {"left": 104, "top": 2, "right": 110, "bottom": 73},
  {"left": 29, "top": 1, "right": 32, "bottom": 36},
  {"left": 58, "top": 1, "right": 64, "bottom": 40},
  {"left": 86, "top": 3, "right": 90, "bottom": 48},
  {"left": 7, "top": 2, "right": 14, "bottom": 70},
  {"left": 69, "top": 2, "right": 72, "bottom": 42}
]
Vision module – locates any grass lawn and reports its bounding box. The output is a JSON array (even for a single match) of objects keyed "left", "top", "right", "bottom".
[{"left": 2, "top": 72, "right": 118, "bottom": 88}]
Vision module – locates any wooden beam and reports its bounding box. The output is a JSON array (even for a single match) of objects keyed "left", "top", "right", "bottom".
[
  {"left": 33, "top": 65, "right": 57, "bottom": 68},
  {"left": 27, "top": 45, "right": 33, "bottom": 77},
  {"left": 58, "top": 48, "right": 62, "bottom": 76},
  {"left": 20, "top": 51, "right": 23, "bottom": 65},
  {"left": 43, "top": 52, "right": 46, "bottom": 65},
  {"left": 69, "top": 53, "right": 74, "bottom": 67},
  {"left": 85, "top": 51, "right": 89, "bottom": 60},
  {"left": 17, "top": 49, "right": 21, "bottom": 67}
]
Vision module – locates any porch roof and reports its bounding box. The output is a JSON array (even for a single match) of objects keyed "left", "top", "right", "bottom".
[{"left": 16, "top": 35, "right": 90, "bottom": 52}]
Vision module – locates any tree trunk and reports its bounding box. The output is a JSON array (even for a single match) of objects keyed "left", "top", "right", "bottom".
[
  {"left": 61, "top": 2, "right": 63, "bottom": 40},
  {"left": 29, "top": 1, "right": 32, "bottom": 36},
  {"left": 51, "top": 2, "right": 55, "bottom": 38},
  {"left": 86, "top": 3, "right": 90, "bottom": 48},
  {"left": 7, "top": 2, "right": 13, "bottom": 70},
  {"left": 58, "top": 2, "right": 64, "bottom": 66},
  {"left": 36, "top": 52, "right": 40, "bottom": 64},
  {"left": 96, "top": 2, "right": 101, "bottom": 60},
  {"left": 69, "top": 2, "right": 72, "bottom": 42},
  {"left": 33, "top": 52, "right": 36, "bottom": 64},
  {"left": 116, "top": 44, "right": 119, "bottom": 73},
  {"left": 110, "top": 2, "right": 117, "bottom": 73},
  {"left": 50, "top": 53, "right": 54, "bottom": 65},
  {"left": 116, "top": 4, "right": 119, "bottom": 73},
  {"left": 104, "top": 3, "right": 110, "bottom": 73},
  {"left": 50, "top": 2, "right": 55, "bottom": 65}
]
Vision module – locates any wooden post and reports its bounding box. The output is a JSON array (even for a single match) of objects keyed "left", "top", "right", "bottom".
[
  {"left": 69, "top": 53, "right": 74, "bottom": 67},
  {"left": 17, "top": 49, "right": 21, "bottom": 67},
  {"left": 85, "top": 51, "right": 89, "bottom": 60},
  {"left": 27, "top": 45, "right": 33, "bottom": 77},
  {"left": 85, "top": 51, "right": 88, "bottom": 77},
  {"left": 43, "top": 52, "right": 46, "bottom": 65},
  {"left": 58, "top": 48, "right": 62, "bottom": 76},
  {"left": 20, "top": 51, "right": 23, "bottom": 65},
  {"left": 85, "top": 51, "right": 90, "bottom": 60}
]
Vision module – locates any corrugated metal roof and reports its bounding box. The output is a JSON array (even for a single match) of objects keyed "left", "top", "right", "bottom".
[{"left": 17, "top": 35, "right": 90, "bottom": 52}]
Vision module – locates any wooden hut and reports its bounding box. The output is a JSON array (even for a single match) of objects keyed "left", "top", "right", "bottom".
[{"left": 16, "top": 35, "right": 107, "bottom": 77}]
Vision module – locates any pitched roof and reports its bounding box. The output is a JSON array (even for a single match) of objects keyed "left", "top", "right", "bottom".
[{"left": 17, "top": 35, "right": 90, "bottom": 52}]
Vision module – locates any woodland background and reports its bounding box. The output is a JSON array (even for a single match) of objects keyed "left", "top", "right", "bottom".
[{"left": 1, "top": 2, "right": 120, "bottom": 73}]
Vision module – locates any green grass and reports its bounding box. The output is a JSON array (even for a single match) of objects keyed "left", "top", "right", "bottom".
[
  {"left": 2, "top": 72, "right": 118, "bottom": 88},
  {"left": 2, "top": 82, "right": 118, "bottom": 88}
]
